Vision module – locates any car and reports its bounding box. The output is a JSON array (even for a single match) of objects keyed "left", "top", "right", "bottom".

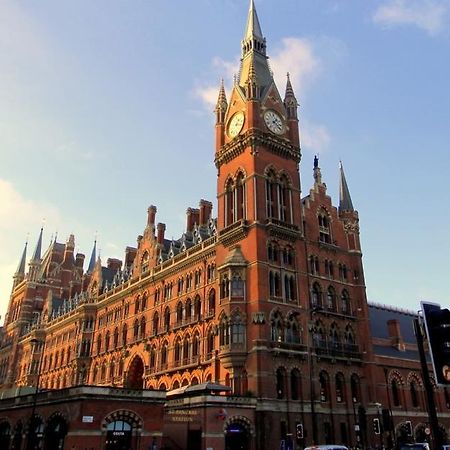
[
  {"left": 305, "top": 445, "right": 349, "bottom": 450},
  {"left": 400, "top": 443, "right": 430, "bottom": 450}
]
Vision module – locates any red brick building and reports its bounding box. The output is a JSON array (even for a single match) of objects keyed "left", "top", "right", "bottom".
[{"left": 0, "top": 2, "right": 449, "bottom": 450}]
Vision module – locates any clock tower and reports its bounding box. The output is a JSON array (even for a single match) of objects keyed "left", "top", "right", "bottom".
[{"left": 214, "top": 0, "right": 304, "bottom": 396}]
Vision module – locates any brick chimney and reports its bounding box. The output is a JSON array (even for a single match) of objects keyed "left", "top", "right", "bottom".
[
  {"left": 75, "top": 253, "right": 85, "bottom": 269},
  {"left": 387, "top": 319, "right": 405, "bottom": 351},
  {"left": 147, "top": 205, "right": 157, "bottom": 226},
  {"left": 125, "top": 247, "right": 137, "bottom": 268},
  {"left": 186, "top": 208, "right": 200, "bottom": 232},
  {"left": 199, "top": 199, "right": 212, "bottom": 226},
  {"left": 107, "top": 258, "right": 122, "bottom": 272},
  {"left": 157, "top": 223, "right": 166, "bottom": 245}
]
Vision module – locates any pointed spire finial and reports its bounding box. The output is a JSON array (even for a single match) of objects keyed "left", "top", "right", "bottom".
[
  {"left": 244, "top": 0, "right": 264, "bottom": 41},
  {"left": 15, "top": 241, "right": 28, "bottom": 277},
  {"left": 284, "top": 72, "right": 298, "bottom": 119},
  {"left": 239, "top": 0, "right": 272, "bottom": 92},
  {"left": 31, "top": 227, "right": 43, "bottom": 262},
  {"left": 87, "top": 239, "right": 97, "bottom": 273},
  {"left": 339, "top": 161, "right": 354, "bottom": 212},
  {"left": 215, "top": 79, "right": 228, "bottom": 114}
]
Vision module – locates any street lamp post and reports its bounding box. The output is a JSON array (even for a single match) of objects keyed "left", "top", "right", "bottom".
[
  {"left": 309, "top": 306, "right": 322, "bottom": 445},
  {"left": 26, "top": 338, "right": 44, "bottom": 450},
  {"left": 374, "top": 402, "right": 383, "bottom": 450},
  {"left": 383, "top": 368, "right": 396, "bottom": 450}
]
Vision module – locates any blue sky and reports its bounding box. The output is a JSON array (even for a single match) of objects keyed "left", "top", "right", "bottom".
[{"left": 1, "top": 0, "right": 449, "bottom": 323}]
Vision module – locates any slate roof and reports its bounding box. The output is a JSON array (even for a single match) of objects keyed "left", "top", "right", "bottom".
[
  {"left": 368, "top": 303, "right": 426, "bottom": 362},
  {"left": 368, "top": 303, "right": 417, "bottom": 342}
]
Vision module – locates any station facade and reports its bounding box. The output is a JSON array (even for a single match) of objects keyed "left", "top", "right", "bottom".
[{"left": 0, "top": 2, "right": 449, "bottom": 449}]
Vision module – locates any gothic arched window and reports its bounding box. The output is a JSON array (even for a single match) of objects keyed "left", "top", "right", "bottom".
[
  {"left": 161, "top": 342, "right": 168, "bottom": 367},
  {"left": 219, "top": 316, "right": 229, "bottom": 346},
  {"left": 236, "top": 172, "right": 245, "bottom": 221},
  {"left": 276, "top": 367, "right": 286, "bottom": 399},
  {"left": 105, "top": 331, "right": 110, "bottom": 351},
  {"left": 286, "top": 314, "right": 300, "bottom": 344},
  {"left": 231, "top": 313, "right": 245, "bottom": 344},
  {"left": 341, "top": 290, "right": 350, "bottom": 314},
  {"left": 113, "top": 328, "right": 119, "bottom": 348},
  {"left": 318, "top": 210, "right": 331, "bottom": 243},
  {"left": 319, "top": 371, "right": 330, "bottom": 402},
  {"left": 153, "top": 312, "right": 159, "bottom": 335},
  {"left": 140, "top": 317, "right": 146, "bottom": 338},
  {"left": 164, "top": 307, "right": 170, "bottom": 331},
  {"left": 174, "top": 337, "right": 182, "bottom": 364},
  {"left": 336, "top": 373, "right": 345, "bottom": 403},
  {"left": 350, "top": 373, "right": 361, "bottom": 403},
  {"left": 122, "top": 324, "right": 127, "bottom": 345},
  {"left": 225, "top": 178, "right": 234, "bottom": 226},
  {"left": 208, "top": 289, "right": 216, "bottom": 316},
  {"left": 291, "top": 369, "right": 301, "bottom": 400},
  {"left": 279, "top": 174, "right": 291, "bottom": 223},
  {"left": 185, "top": 298, "right": 192, "bottom": 322},
  {"left": 266, "top": 170, "right": 278, "bottom": 219},
  {"left": 410, "top": 381, "right": 419, "bottom": 407},
  {"left": 392, "top": 378, "right": 401, "bottom": 406},
  {"left": 192, "top": 332, "right": 200, "bottom": 357},
  {"left": 176, "top": 302, "right": 183, "bottom": 325},
  {"left": 271, "top": 311, "right": 283, "bottom": 342},
  {"left": 312, "top": 282, "right": 322, "bottom": 308},
  {"left": 327, "top": 286, "right": 336, "bottom": 311}
]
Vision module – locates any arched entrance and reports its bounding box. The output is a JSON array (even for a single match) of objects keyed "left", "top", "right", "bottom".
[
  {"left": 127, "top": 356, "right": 144, "bottom": 389},
  {"left": 11, "top": 422, "right": 22, "bottom": 450},
  {"left": 44, "top": 414, "right": 68, "bottom": 450},
  {"left": 26, "top": 415, "right": 44, "bottom": 450},
  {"left": 105, "top": 420, "right": 133, "bottom": 450},
  {"left": 102, "top": 410, "right": 143, "bottom": 450},
  {"left": 225, "top": 421, "right": 250, "bottom": 450},
  {"left": 0, "top": 421, "right": 11, "bottom": 449}
]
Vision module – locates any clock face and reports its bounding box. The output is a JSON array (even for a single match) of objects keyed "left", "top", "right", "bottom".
[
  {"left": 264, "top": 110, "right": 284, "bottom": 134},
  {"left": 228, "top": 112, "right": 245, "bottom": 138}
]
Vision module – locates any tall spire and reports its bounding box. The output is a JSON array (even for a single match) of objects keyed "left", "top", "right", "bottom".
[
  {"left": 31, "top": 227, "right": 43, "bottom": 262},
  {"left": 284, "top": 73, "right": 298, "bottom": 120},
  {"left": 339, "top": 161, "right": 354, "bottom": 212},
  {"left": 215, "top": 79, "right": 228, "bottom": 124},
  {"left": 28, "top": 227, "right": 43, "bottom": 282},
  {"left": 244, "top": 0, "right": 263, "bottom": 42},
  {"left": 15, "top": 241, "right": 27, "bottom": 277},
  {"left": 87, "top": 240, "right": 97, "bottom": 273},
  {"left": 239, "top": 0, "right": 272, "bottom": 92}
]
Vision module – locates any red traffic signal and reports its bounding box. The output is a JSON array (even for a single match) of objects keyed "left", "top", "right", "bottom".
[
  {"left": 296, "top": 423, "right": 303, "bottom": 440},
  {"left": 373, "top": 418, "right": 381, "bottom": 435},
  {"left": 422, "top": 302, "right": 450, "bottom": 385}
]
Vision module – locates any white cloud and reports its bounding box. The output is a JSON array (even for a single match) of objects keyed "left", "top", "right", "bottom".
[
  {"left": 373, "top": 0, "right": 447, "bottom": 35},
  {"left": 0, "top": 179, "right": 61, "bottom": 233},
  {"left": 301, "top": 121, "right": 331, "bottom": 154},
  {"left": 193, "top": 85, "right": 221, "bottom": 110},
  {"left": 0, "top": 179, "right": 63, "bottom": 324},
  {"left": 193, "top": 37, "right": 321, "bottom": 110},
  {"left": 270, "top": 37, "right": 321, "bottom": 98},
  {"left": 193, "top": 37, "right": 331, "bottom": 153}
]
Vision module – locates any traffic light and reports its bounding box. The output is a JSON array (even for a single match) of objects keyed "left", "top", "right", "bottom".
[
  {"left": 296, "top": 423, "right": 304, "bottom": 441},
  {"left": 373, "top": 418, "right": 381, "bottom": 435},
  {"left": 421, "top": 302, "right": 450, "bottom": 385},
  {"left": 382, "top": 408, "right": 392, "bottom": 431},
  {"left": 405, "top": 420, "right": 412, "bottom": 436}
]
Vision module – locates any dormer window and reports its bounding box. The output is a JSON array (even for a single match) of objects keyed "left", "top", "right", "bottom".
[
  {"left": 318, "top": 210, "right": 331, "bottom": 243},
  {"left": 141, "top": 251, "right": 149, "bottom": 273}
]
